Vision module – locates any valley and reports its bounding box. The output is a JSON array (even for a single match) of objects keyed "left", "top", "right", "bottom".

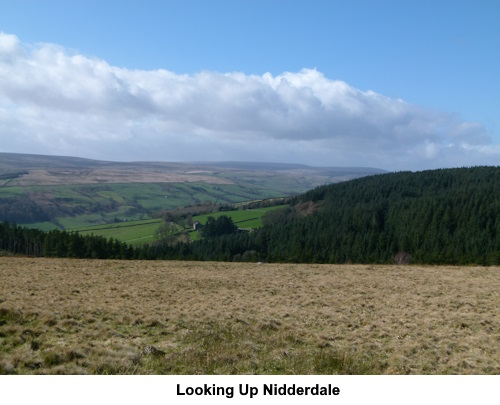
[{"left": 0, "top": 152, "right": 384, "bottom": 231}]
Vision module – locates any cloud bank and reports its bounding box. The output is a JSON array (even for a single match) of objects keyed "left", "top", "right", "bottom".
[{"left": 0, "top": 32, "right": 498, "bottom": 170}]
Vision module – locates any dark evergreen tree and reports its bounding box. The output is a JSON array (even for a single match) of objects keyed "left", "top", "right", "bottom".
[{"left": 201, "top": 216, "right": 238, "bottom": 238}]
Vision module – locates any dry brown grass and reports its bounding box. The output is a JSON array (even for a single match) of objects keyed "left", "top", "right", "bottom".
[
  {"left": 0, "top": 257, "right": 498, "bottom": 374},
  {"left": 9, "top": 168, "right": 232, "bottom": 186}
]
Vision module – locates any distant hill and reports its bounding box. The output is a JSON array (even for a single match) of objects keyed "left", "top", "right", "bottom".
[
  {"left": 0, "top": 152, "right": 385, "bottom": 229},
  {"left": 0, "top": 152, "right": 384, "bottom": 176}
]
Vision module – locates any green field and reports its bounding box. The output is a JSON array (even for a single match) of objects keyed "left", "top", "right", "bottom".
[
  {"left": 63, "top": 205, "right": 288, "bottom": 245},
  {"left": 71, "top": 218, "right": 163, "bottom": 246},
  {"left": 189, "top": 205, "right": 287, "bottom": 240},
  {"left": 193, "top": 205, "right": 286, "bottom": 228}
]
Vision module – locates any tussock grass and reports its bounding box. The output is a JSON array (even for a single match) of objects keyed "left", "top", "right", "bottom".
[{"left": 0, "top": 257, "right": 498, "bottom": 374}]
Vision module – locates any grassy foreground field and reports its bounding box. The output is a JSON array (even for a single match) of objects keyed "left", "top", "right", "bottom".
[{"left": 0, "top": 257, "right": 498, "bottom": 375}]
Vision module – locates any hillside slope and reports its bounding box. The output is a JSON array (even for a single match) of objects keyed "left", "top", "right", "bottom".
[
  {"left": 145, "top": 166, "right": 500, "bottom": 265},
  {"left": 260, "top": 166, "right": 500, "bottom": 264}
]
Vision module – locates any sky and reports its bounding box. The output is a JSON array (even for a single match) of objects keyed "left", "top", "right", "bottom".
[{"left": 0, "top": 0, "right": 499, "bottom": 171}]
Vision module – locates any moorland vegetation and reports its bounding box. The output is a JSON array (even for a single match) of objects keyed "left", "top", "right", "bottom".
[{"left": 1, "top": 258, "right": 498, "bottom": 374}]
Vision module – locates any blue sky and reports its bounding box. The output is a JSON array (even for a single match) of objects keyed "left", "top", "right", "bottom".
[{"left": 0, "top": 0, "right": 498, "bottom": 170}]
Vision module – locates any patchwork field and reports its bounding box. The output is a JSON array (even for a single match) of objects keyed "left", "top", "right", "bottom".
[
  {"left": 66, "top": 205, "right": 286, "bottom": 245},
  {"left": 192, "top": 205, "right": 286, "bottom": 229},
  {"left": 9, "top": 181, "right": 288, "bottom": 230},
  {"left": 0, "top": 257, "right": 498, "bottom": 375}
]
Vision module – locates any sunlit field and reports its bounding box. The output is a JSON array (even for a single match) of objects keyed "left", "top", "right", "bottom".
[{"left": 0, "top": 257, "right": 498, "bottom": 374}]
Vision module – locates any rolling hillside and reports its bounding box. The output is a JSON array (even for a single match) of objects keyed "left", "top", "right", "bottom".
[
  {"left": 143, "top": 166, "right": 500, "bottom": 265},
  {"left": 0, "top": 152, "right": 384, "bottom": 230}
]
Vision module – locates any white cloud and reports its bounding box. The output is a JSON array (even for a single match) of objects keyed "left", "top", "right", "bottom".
[{"left": 0, "top": 32, "right": 498, "bottom": 170}]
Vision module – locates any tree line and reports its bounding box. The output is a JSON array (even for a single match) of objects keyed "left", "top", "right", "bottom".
[{"left": 0, "top": 223, "right": 135, "bottom": 259}]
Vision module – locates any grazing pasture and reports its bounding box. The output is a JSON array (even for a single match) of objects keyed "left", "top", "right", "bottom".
[
  {"left": 65, "top": 205, "right": 286, "bottom": 245},
  {"left": 193, "top": 205, "right": 286, "bottom": 229},
  {"left": 0, "top": 257, "right": 498, "bottom": 374},
  {"left": 72, "top": 218, "right": 163, "bottom": 246}
]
